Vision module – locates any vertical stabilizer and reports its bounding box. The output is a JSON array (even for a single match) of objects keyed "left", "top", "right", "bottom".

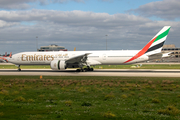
[
  {"left": 145, "top": 26, "right": 171, "bottom": 56},
  {"left": 124, "top": 26, "right": 171, "bottom": 63}
]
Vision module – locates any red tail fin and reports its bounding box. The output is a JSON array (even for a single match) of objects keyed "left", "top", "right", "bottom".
[
  {"left": 3, "top": 52, "right": 7, "bottom": 57},
  {"left": 9, "top": 52, "right": 12, "bottom": 58}
]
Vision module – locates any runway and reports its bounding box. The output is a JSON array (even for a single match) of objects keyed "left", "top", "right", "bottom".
[{"left": 0, "top": 69, "right": 180, "bottom": 77}]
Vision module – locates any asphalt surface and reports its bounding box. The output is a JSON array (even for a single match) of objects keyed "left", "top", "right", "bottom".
[{"left": 0, "top": 69, "right": 180, "bottom": 77}]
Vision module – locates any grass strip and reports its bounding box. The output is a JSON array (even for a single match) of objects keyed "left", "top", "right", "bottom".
[{"left": 0, "top": 76, "right": 180, "bottom": 119}]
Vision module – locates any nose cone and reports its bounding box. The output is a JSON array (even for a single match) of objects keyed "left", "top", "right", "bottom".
[{"left": 7, "top": 54, "right": 18, "bottom": 64}]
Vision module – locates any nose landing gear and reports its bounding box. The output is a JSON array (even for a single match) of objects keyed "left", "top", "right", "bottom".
[{"left": 16, "top": 65, "right": 21, "bottom": 71}]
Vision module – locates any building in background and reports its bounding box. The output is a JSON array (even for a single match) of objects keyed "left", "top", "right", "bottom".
[
  {"left": 162, "top": 44, "right": 180, "bottom": 58},
  {"left": 161, "top": 44, "right": 180, "bottom": 62},
  {"left": 37, "top": 44, "right": 67, "bottom": 51}
]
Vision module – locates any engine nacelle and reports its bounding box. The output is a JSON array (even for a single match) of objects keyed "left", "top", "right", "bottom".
[{"left": 50, "top": 60, "right": 66, "bottom": 70}]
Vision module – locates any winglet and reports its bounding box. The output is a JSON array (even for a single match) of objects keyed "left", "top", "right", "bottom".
[{"left": 9, "top": 52, "right": 12, "bottom": 58}]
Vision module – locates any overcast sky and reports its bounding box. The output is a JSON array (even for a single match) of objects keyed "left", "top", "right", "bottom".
[{"left": 0, "top": 0, "right": 180, "bottom": 54}]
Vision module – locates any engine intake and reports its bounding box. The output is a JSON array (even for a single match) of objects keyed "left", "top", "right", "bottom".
[{"left": 50, "top": 60, "right": 66, "bottom": 70}]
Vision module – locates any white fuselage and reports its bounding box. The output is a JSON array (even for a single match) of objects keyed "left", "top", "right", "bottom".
[{"left": 8, "top": 50, "right": 149, "bottom": 66}]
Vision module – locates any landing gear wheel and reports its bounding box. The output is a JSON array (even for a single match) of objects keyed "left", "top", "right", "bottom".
[
  {"left": 85, "top": 67, "right": 94, "bottom": 71},
  {"left": 84, "top": 68, "right": 87, "bottom": 72},
  {"left": 76, "top": 69, "right": 84, "bottom": 72},
  {"left": 76, "top": 68, "right": 93, "bottom": 72},
  {"left": 90, "top": 68, "right": 94, "bottom": 71}
]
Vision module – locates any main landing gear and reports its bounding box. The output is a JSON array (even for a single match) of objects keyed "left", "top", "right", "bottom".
[{"left": 76, "top": 67, "right": 94, "bottom": 72}]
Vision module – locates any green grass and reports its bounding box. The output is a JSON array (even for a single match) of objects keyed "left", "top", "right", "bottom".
[
  {"left": 1, "top": 64, "right": 180, "bottom": 69},
  {"left": 0, "top": 76, "right": 180, "bottom": 119}
]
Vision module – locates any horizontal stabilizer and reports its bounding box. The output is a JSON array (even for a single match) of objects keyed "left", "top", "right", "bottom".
[{"left": 148, "top": 53, "right": 163, "bottom": 60}]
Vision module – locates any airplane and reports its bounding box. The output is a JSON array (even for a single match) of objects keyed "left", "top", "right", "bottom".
[
  {"left": 4, "top": 26, "right": 170, "bottom": 72},
  {"left": 0, "top": 52, "right": 12, "bottom": 63},
  {"left": 3, "top": 52, "right": 7, "bottom": 57}
]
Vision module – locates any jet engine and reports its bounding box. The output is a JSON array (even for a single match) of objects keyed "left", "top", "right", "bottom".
[{"left": 50, "top": 60, "right": 66, "bottom": 70}]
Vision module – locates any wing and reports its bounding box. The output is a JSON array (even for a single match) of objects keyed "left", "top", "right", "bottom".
[
  {"left": 66, "top": 53, "right": 91, "bottom": 64},
  {"left": 65, "top": 53, "right": 101, "bottom": 68}
]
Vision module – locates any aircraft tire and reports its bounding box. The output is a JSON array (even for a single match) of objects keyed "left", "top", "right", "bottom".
[
  {"left": 90, "top": 68, "right": 94, "bottom": 71},
  {"left": 76, "top": 69, "right": 80, "bottom": 72},
  {"left": 84, "top": 68, "right": 87, "bottom": 72}
]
